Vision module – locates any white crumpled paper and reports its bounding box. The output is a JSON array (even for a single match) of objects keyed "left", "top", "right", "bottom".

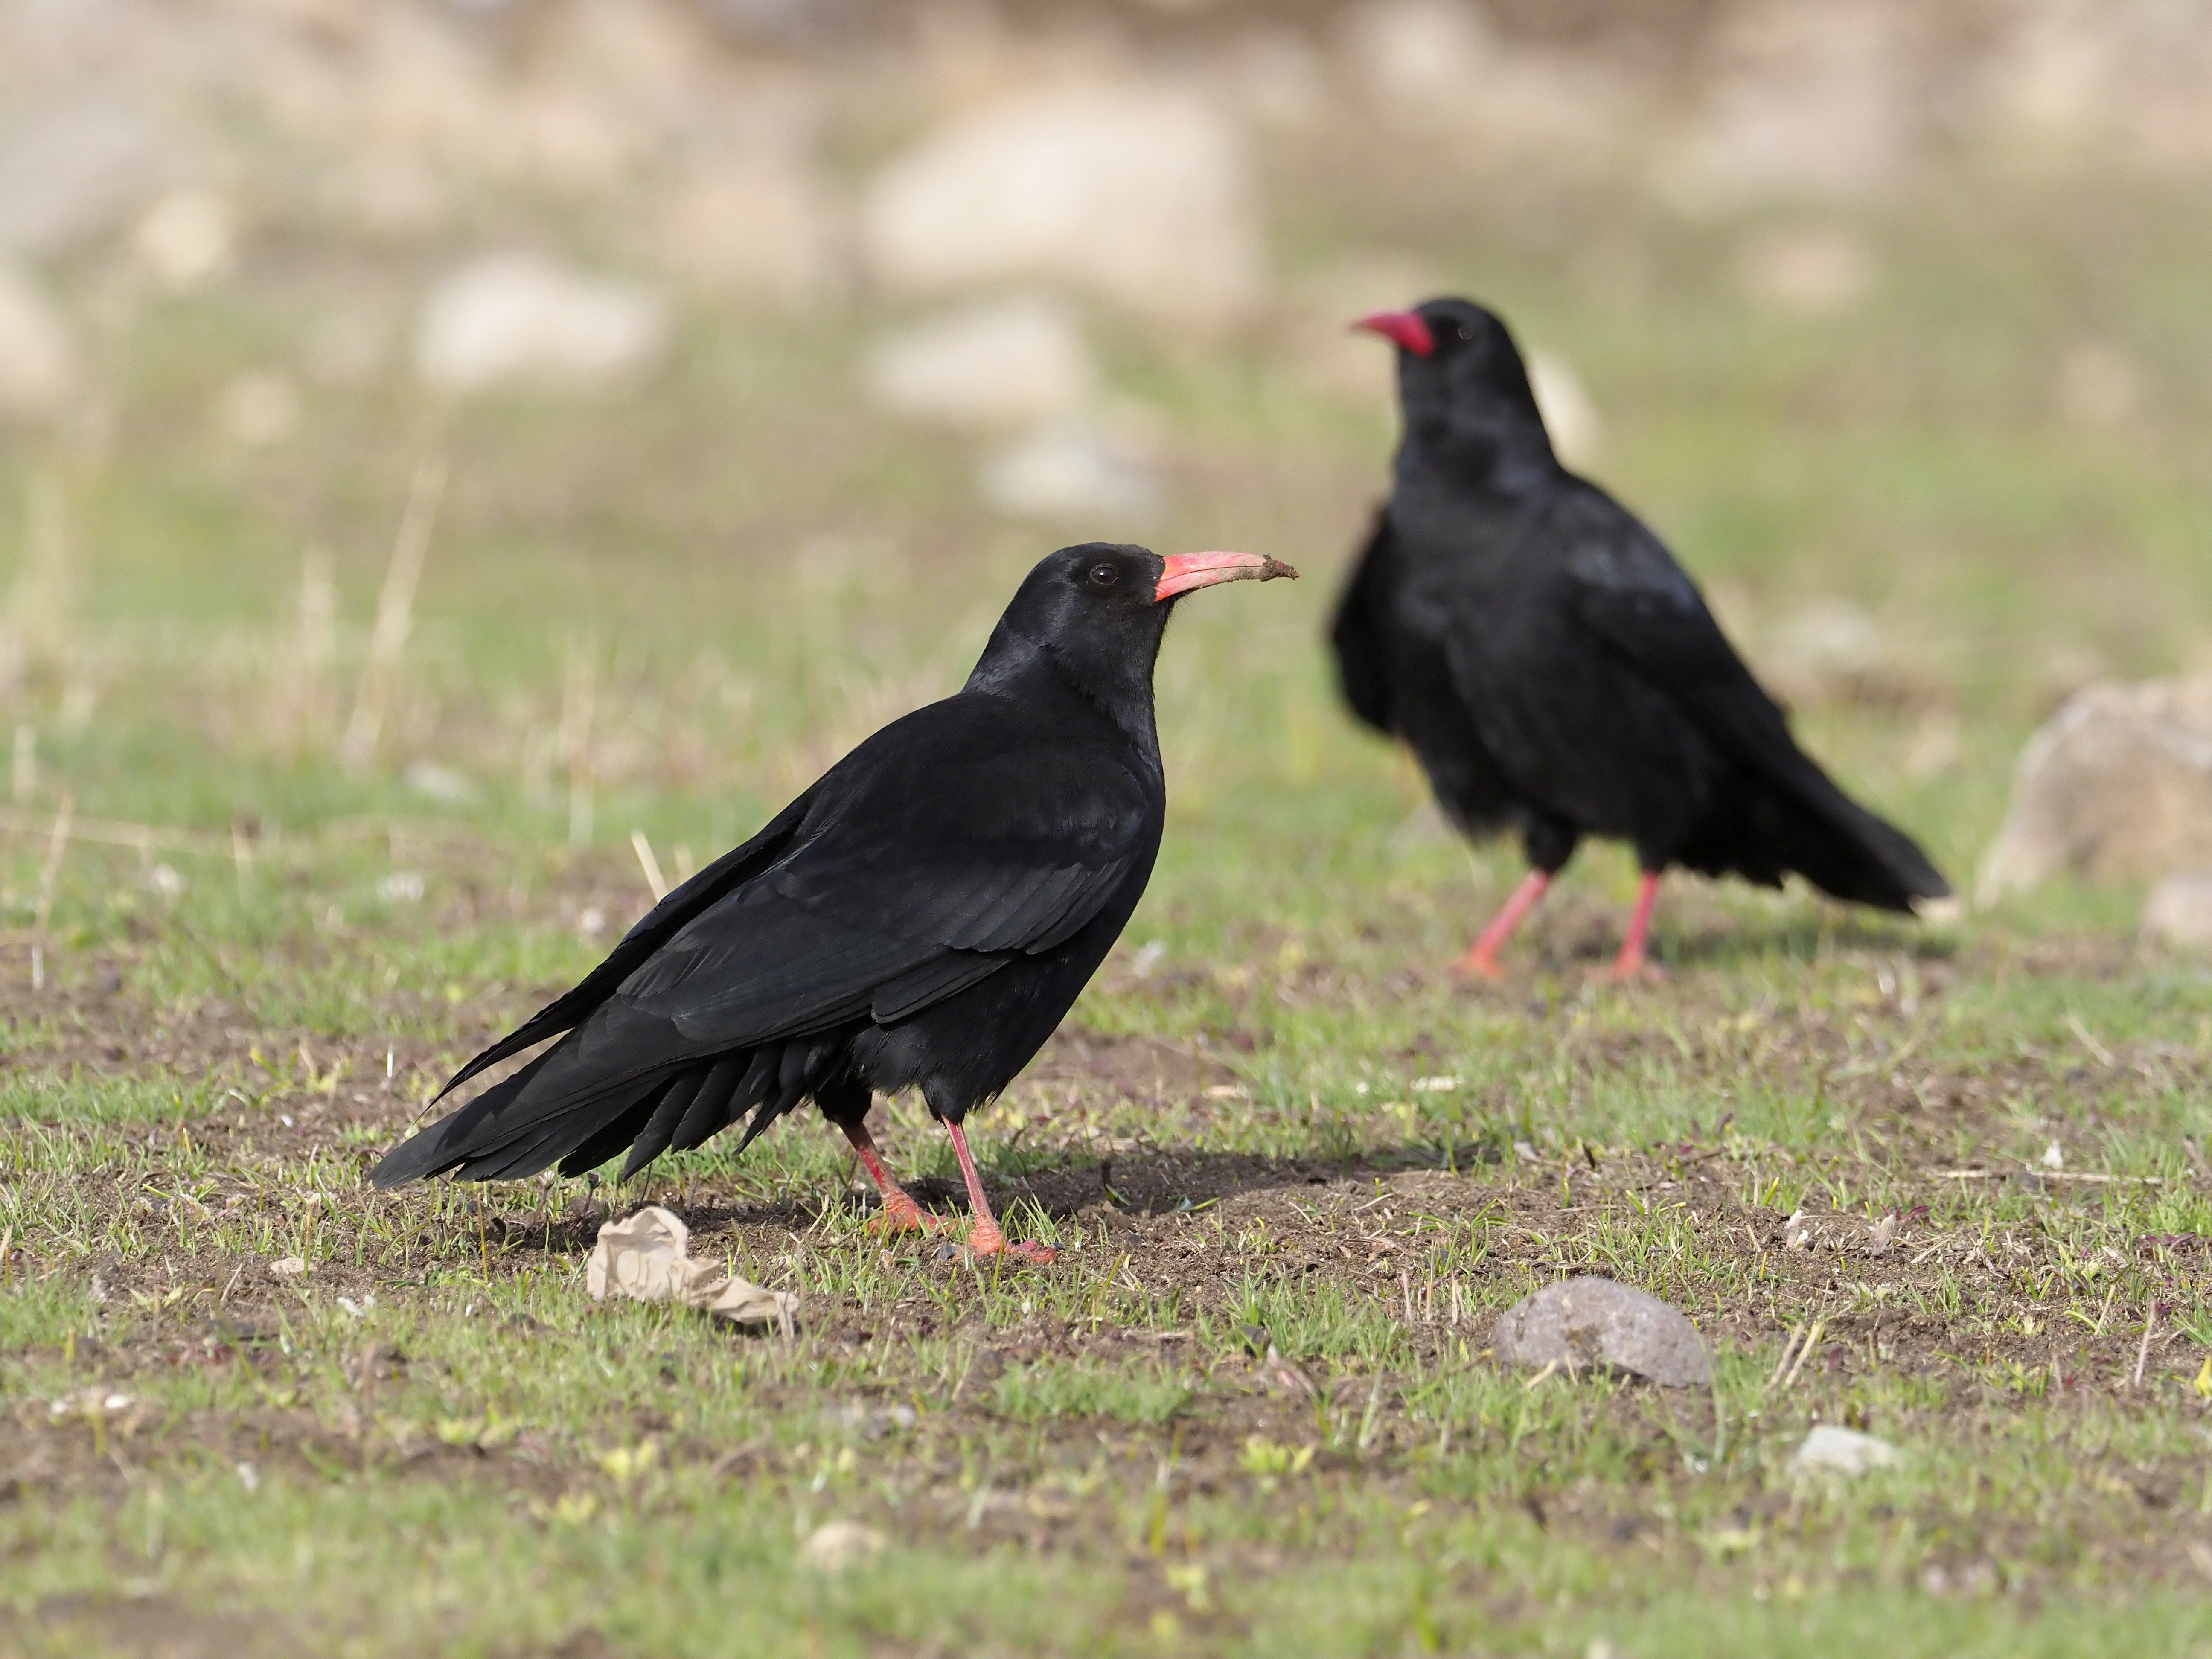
[{"left": 586, "top": 1206, "right": 798, "bottom": 1334}]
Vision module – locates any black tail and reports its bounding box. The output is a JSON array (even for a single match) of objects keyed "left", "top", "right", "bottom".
[
  {"left": 368, "top": 1025, "right": 845, "bottom": 1188},
  {"left": 1679, "top": 762, "right": 1949, "bottom": 913}
]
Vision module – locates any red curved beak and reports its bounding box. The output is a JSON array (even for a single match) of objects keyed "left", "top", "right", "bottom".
[
  {"left": 1353, "top": 310, "right": 1435, "bottom": 358},
  {"left": 1155, "top": 551, "right": 1300, "bottom": 603}
]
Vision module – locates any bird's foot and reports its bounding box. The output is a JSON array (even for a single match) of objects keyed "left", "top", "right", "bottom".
[
  {"left": 866, "top": 1191, "right": 945, "bottom": 1236},
  {"left": 963, "top": 1220, "right": 1058, "bottom": 1266},
  {"left": 1605, "top": 954, "right": 1667, "bottom": 984},
  {"left": 1449, "top": 947, "right": 1507, "bottom": 981}
]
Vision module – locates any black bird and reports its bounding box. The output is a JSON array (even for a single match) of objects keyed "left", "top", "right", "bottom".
[
  {"left": 1333, "top": 298, "right": 1948, "bottom": 978},
  {"left": 373, "top": 544, "right": 1296, "bottom": 1260}
]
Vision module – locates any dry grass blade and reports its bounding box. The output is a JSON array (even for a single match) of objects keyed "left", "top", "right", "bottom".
[
  {"left": 341, "top": 456, "right": 449, "bottom": 774},
  {"left": 29, "top": 792, "right": 74, "bottom": 991},
  {"left": 630, "top": 830, "right": 669, "bottom": 902}
]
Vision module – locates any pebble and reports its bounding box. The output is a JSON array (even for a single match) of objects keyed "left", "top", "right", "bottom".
[
  {"left": 1491, "top": 1275, "right": 1711, "bottom": 1388},
  {"left": 1788, "top": 1424, "right": 1903, "bottom": 1476}
]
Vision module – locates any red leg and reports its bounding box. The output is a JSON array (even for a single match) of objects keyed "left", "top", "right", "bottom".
[
  {"left": 1610, "top": 871, "right": 1662, "bottom": 981},
  {"left": 1452, "top": 870, "right": 1551, "bottom": 979},
  {"left": 944, "top": 1120, "right": 1057, "bottom": 1265},
  {"left": 840, "top": 1121, "right": 943, "bottom": 1236}
]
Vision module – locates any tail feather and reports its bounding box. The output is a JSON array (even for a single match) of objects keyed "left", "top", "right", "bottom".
[
  {"left": 369, "top": 1050, "right": 559, "bottom": 1187},
  {"left": 372, "top": 1020, "right": 868, "bottom": 1189},
  {"left": 554, "top": 1083, "right": 676, "bottom": 1179},
  {"left": 669, "top": 1054, "right": 756, "bottom": 1153},
  {"left": 1682, "top": 769, "right": 1949, "bottom": 911},
  {"left": 618, "top": 1067, "right": 709, "bottom": 1180}
]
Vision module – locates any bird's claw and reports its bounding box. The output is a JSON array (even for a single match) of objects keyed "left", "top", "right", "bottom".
[
  {"left": 867, "top": 1194, "right": 945, "bottom": 1236},
  {"left": 963, "top": 1222, "right": 1057, "bottom": 1266},
  {"left": 1450, "top": 949, "right": 1507, "bottom": 981},
  {"left": 1605, "top": 957, "right": 1666, "bottom": 985}
]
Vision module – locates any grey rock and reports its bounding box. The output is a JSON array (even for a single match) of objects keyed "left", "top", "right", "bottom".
[
  {"left": 1980, "top": 676, "right": 2212, "bottom": 904},
  {"left": 414, "top": 254, "right": 667, "bottom": 394},
  {"left": 866, "top": 296, "right": 1094, "bottom": 430},
  {"left": 1788, "top": 1424, "right": 1902, "bottom": 1476},
  {"left": 0, "top": 265, "right": 80, "bottom": 423},
  {"left": 1491, "top": 1275, "right": 1711, "bottom": 1388},
  {"left": 860, "top": 81, "right": 1263, "bottom": 329},
  {"left": 2143, "top": 872, "right": 2212, "bottom": 950},
  {"left": 977, "top": 421, "right": 1159, "bottom": 526}
]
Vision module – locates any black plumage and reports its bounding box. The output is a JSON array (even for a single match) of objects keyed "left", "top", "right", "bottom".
[
  {"left": 372, "top": 543, "right": 1294, "bottom": 1260},
  {"left": 1334, "top": 298, "right": 1949, "bottom": 978}
]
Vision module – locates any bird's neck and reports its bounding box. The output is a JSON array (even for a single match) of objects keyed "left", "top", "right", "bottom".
[
  {"left": 964, "top": 636, "right": 1163, "bottom": 770},
  {"left": 1397, "top": 413, "right": 1557, "bottom": 499}
]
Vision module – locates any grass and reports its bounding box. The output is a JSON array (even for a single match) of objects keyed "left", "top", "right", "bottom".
[{"left": 4, "top": 155, "right": 2212, "bottom": 1656}]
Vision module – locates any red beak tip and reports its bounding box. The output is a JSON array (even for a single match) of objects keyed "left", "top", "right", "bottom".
[{"left": 1353, "top": 310, "right": 1435, "bottom": 358}]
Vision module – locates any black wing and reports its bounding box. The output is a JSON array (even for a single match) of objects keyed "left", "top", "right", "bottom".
[
  {"left": 1330, "top": 506, "right": 1399, "bottom": 736},
  {"left": 371, "top": 693, "right": 1155, "bottom": 1185},
  {"left": 615, "top": 698, "right": 1153, "bottom": 1046},
  {"left": 1555, "top": 484, "right": 1949, "bottom": 906}
]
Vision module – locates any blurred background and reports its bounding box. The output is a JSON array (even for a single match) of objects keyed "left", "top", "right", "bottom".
[{"left": 3, "top": 0, "right": 2211, "bottom": 963}]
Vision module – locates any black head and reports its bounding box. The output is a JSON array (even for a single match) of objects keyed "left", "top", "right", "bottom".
[
  {"left": 1354, "top": 297, "right": 1557, "bottom": 488},
  {"left": 965, "top": 542, "right": 1296, "bottom": 739}
]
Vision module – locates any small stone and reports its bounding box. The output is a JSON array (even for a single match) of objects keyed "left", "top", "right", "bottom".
[
  {"left": 2143, "top": 873, "right": 2212, "bottom": 950},
  {"left": 415, "top": 253, "right": 667, "bottom": 393},
  {"left": 405, "top": 762, "right": 478, "bottom": 804},
  {"left": 215, "top": 373, "right": 300, "bottom": 448},
  {"left": 1788, "top": 1424, "right": 1902, "bottom": 1477},
  {"left": 652, "top": 157, "right": 841, "bottom": 307},
  {"left": 269, "top": 1256, "right": 308, "bottom": 1278},
  {"left": 1490, "top": 1275, "right": 1711, "bottom": 1388},
  {"left": 865, "top": 296, "right": 1094, "bottom": 430},
  {"left": 2056, "top": 341, "right": 2142, "bottom": 428},
  {"left": 134, "top": 189, "right": 237, "bottom": 291},
  {"left": 977, "top": 421, "right": 1160, "bottom": 525},
  {"left": 0, "top": 265, "right": 80, "bottom": 423},
  {"left": 1979, "top": 677, "right": 2212, "bottom": 902},
  {"left": 799, "top": 1519, "right": 885, "bottom": 1574},
  {"left": 861, "top": 82, "right": 1262, "bottom": 329},
  {"left": 1734, "top": 224, "right": 1877, "bottom": 316}
]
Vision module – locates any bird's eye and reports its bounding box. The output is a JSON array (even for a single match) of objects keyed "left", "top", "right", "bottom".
[
  {"left": 1087, "top": 562, "right": 1118, "bottom": 588},
  {"left": 1457, "top": 323, "right": 1474, "bottom": 340}
]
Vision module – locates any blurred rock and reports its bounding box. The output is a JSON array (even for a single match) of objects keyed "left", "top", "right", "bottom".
[
  {"left": 1978, "top": 677, "right": 2212, "bottom": 904},
  {"left": 215, "top": 372, "right": 301, "bottom": 448},
  {"left": 861, "top": 81, "right": 1262, "bottom": 329},
  {"left": 0, "top": 99, "right": 170, "bottom": 257},
  {"left": 866, "top": 296, "right": 1094, "bottom": 429},
  {"left": 306, "top": 303, "right": 394, "bottom": 386},
  {"left": 978, "top": 421, "right": 1160, "bottom": 525},
  {"left": 1526, "top": 350, "right": 1602, "bottom": 472},
  {"left": 1734, "top": 224, "right": 1877, "bottom": 316},
  {"left": 133, "top": 188, "right": 237, "bottom": 291},
  {"left": 0, "top": 266, "right": 81, "bottom": 423},
  {"left": 653, "top": 156, "right": 840, "bottom": 306},
  {"left": 799, "top": 1519, "right": 885, "bottom": 1574},
  {"left": 2143, "top": 874, "right": 2212, "bottom": 950},
  {"left": 406, "top": 761, "right": 479, "bottom": 804},
  {"left": 1759, "top": 598, "right": 1941, "bottom": 713},
  {"left": 1788, "top": 1425, "right": 1902, "bottom": 1476},
  {"left": 2055, "top": 341, "right": 2142, "bottom": 427},
  {"left": 415, "top": 253, "right": 668, "bottom": 393},
  {"left": 1345, "top": 0, "right": 1637, "bottom": 175},
  {"left": 1491, "top": 1275, "right": 1711, "bottom": 1388},
  {"left": 1970, "top": 1, "right": 2212, "bottom": 175},
  {"left": 1662, "top": 2, "right": 1920, "bottom": 210},
  {"left": 1222, "top": 29, "right": 1329, "bottom": 132}
]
